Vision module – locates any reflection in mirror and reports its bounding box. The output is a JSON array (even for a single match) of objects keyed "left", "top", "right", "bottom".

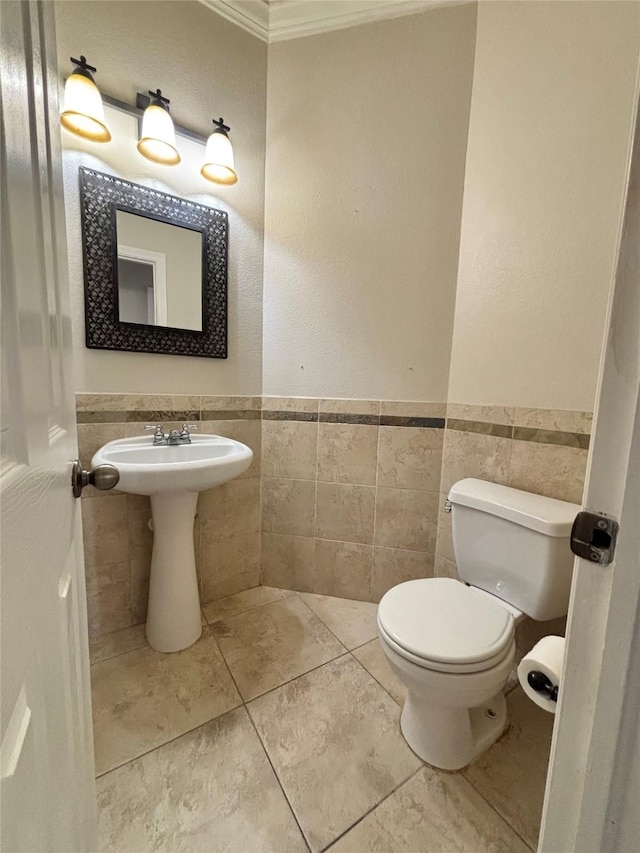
[{"left": 115, "top": 210, "right": 204, "bottom": 332}]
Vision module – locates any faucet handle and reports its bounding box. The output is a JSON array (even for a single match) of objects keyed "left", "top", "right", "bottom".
[
  {"left": 145, "top": 424, "right": 164, "bottom": 434},
  {"left": 182, "top": 423, "right": 198, "bottom": 431}
]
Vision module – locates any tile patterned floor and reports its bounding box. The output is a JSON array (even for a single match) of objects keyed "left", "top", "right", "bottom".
[{"left": 91, "top": 587, "right": 553, "bottom": 852}]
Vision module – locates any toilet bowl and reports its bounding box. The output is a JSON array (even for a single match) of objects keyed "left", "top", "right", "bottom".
[
  {"left": 377, "top": 478, "right": 580, "bottom": 770},
  {"left": 378, "top": 577, "right": 518, "bottom": 769}
]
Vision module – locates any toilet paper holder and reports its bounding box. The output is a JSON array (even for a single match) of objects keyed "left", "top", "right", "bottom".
[{"left": 527, "top": 670, "right": 558, "bottom": 703}]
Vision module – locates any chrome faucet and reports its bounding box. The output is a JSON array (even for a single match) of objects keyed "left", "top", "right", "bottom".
[{"left": 145, "top": 423, "right": 198, "bottom": 446}]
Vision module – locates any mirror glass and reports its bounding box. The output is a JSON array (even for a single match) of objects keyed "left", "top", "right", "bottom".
[{"left": 115, "top": 210, "right": 204, "bottom": 332}]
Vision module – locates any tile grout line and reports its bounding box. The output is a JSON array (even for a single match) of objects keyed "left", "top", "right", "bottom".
[
  {"left": 460, "top": 771, "right": 537, "bottom": 852},
  {"left": 346, "top": 649, "right": 403, "bottom": 709},
  {"left": 318, "top": 765, "right": 425, "bottom": 852},
  {"left": 243, "top": 704, "right": 313, "bottom": 852}
]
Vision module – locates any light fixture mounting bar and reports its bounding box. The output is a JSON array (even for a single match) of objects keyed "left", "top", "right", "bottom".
[{"left": 101, "top": 92, "right": 208, "bottom": 146}]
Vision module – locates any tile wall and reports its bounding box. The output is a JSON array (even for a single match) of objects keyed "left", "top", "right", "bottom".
[
  {"left": 78, "top": 394, "right": 591, "bottom": 641},
  {"left": 260, "top": 399, "right": 446, "bottom": 602}
]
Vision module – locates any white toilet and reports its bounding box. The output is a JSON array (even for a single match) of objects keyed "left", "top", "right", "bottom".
[{"left": 377, "top": 477, "right": 579, "bottom": 770}]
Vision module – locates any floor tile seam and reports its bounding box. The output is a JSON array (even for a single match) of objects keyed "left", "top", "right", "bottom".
[
  {"left": 293, "top": 594, "right": 371, "bottom": 652},
  {"left": 346, "top": 651, "right": 402, "bottom": 707},
  {"left": 244, "top": 704, "right": 313, "bottom": 853},
  {"left": 460, "top": 771, "right": 537, "bottom": 852},
  {"left": 202, "top": 588, "right": 297, "bottom": 626},
  {"left": 94, "top": 697, "right": 246, "bottom": 780},
  {"left": 89, "top": 631, "right": 148, "bottom": 667},
  {"left": 318, "top": 765, "right": 425, "bottom": 852},
  {"left": 244, "top": 650, "right": 352, "bottom": 705}
]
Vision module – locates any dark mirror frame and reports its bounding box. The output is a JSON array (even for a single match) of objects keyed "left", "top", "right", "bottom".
[{"left": 79, "top": 167, "right": 228, "bottom": 358}]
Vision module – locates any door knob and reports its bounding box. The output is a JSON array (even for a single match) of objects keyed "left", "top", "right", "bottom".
[{"left": 71, "top": 459, "right": 119, "bottom": 498}]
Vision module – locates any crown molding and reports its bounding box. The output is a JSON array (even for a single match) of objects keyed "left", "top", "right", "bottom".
[
  {"left": 268, "top": 0, "right": 470, "bottom": 43},
  {"left": 200, "top": 0, "right": 471, "bottom": 44},
  {"left": 200, "top": 1, "right": 269, "bottom": 42}
]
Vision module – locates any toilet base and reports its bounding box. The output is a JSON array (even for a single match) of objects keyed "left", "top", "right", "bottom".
[{"left": 400, "top": 689, "right": 508, "bottom": 770}]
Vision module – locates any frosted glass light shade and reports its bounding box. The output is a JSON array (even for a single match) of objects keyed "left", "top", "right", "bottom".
[
  {"left": 201, "top": 129, "right": 238, "bottom": 186},
  {"left": 60, "top": 72, "right": 111, "bottom": 142},
  {"left": 137, "top": 104, "right": 180, "bottom": 165}
]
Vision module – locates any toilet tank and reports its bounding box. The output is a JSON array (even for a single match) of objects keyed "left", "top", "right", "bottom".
[{"left": 448, "top": 479, "right": 580, "bottom": 621}]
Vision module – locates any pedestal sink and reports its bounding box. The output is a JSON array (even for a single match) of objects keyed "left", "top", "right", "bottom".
[{"left": 92, "top": 435, "right": 252, "bottom": 653}]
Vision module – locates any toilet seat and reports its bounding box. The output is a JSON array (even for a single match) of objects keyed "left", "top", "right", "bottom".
[{"left": 378, "top": 578, "right": 515, "bottom": 674}]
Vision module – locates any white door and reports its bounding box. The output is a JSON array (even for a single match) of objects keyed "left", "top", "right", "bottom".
[
  {"left": 0, "top": 1, "right": 96, "bottom": 850},
  {"left": 539, "top": 84, "right": 640, "bottom": 851}
]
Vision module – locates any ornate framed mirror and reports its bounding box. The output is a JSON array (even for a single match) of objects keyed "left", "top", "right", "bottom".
[{"left": 79, "top": 167, "right": 228, "bottom": 358}]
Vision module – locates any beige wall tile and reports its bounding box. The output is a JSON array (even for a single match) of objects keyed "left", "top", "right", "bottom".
[
  {"left": 513, "top": 407, "right": 592, "bottom": 434},
  {"left": 122, "top": 394, "right": 201, "bottom": 412},
  {"left": 377, "top": 427, "right": 442, "bottom": 491},
  {"left": 315, "top": 482, "right": 376, "bottom": 545},
  {"left": 440, "top": 429, "right": 512, "bottom": 494},
  {"left": 85, "top": 561, "right": 133, "bottom": 638},
  {"left": 434, "top": 555, "right": 459, "bottom": 579},
  {"left": 77, "top": 423, "right": 126, "bottom": 498},
  {"left": 129, "top": 558, "right": 150, "bottom": 624},
  {"left": 374, "top": 488, "right": 438, "bottom": 552},
  {"left": 317, "top": 423, "right": 378, "bottom": 485},
  {"left": 508, "top": 441, "right": 586, "bottom": 504},
  {"left": 76, "top": 393, "right": 128, "bottom": 412},
  {"left": 82, "top": 495, "right": 128, "bottom": 568},
  {"left": 201, "top": 419, "right": 261, "bottom": 478},
  {"left": 127, "top": 495, "right": 153, "bottom": 566},
  {"left": 262, "top": 478, "right": 316, "bottom": 537},
  {"left": 371, "top": 547, "right": 435, "bottom": 601},
  {"left": 447, "top": 403, "right": 514, "bottom": 425},
  {"left": 319, "top": 399, "right": 380, "bottom": 416},
  {"left": 435, "top": 493, "right": 455, "bottom": 563},
  {"left": 200, "top": 395, "right": 261, "bottom": 412},
  {"left": 261, "top": 420, "right": 318, "bottom": 480},
  {"left": 200, "top": 478, "right": 261, "bottom": 543},
  {"left": 200, "top": 532, "right": 261, "bottom": 603},
  {"left": 261, "top": 533, "right": 315, "bottom": 591},
  {"left": 380, "top": 401, "right": 446, "bottom": 418},
  {"left": 262, "top": 397, "right": 319, "bottom": 413},
  {"left": 313, "top": 539, "right": 372, "bottom": 600}
]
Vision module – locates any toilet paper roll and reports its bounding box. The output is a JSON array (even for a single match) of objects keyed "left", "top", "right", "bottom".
[{"left": 517, "top": 635, "right": 565, "bottom": 714}]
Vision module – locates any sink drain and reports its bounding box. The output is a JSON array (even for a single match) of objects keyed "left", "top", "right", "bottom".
[{"left": 485, "top": 707, "right": 497, "bottom": 719}]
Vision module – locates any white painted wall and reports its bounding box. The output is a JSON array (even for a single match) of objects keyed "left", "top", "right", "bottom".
[
  {"left": 55, "top": 0, "right": 266, "bottom": 394},
  {"left": 447, "top": 0, "right": 640, "bottom": 411},
  {"left": 262, "top": 4, "right": 477, "bottom": 400}
]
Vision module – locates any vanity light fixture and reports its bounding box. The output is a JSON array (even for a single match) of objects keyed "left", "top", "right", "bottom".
[
  {"left": 60, "top": 56, "right": 111, "bottom": 142},
  {"left": 201, "top": 118, "right": 238, "bottom": 186},
  {"left": 137, "top": 89, "right": 181, "bottom": 166}
]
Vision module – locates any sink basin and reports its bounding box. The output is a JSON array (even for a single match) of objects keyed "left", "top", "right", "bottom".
[
  {"left": 93, "top": 434, "right": 252, "bottom": 495},
  {"left": 92, "top": 434, "right": 252, "bottom": 653}
]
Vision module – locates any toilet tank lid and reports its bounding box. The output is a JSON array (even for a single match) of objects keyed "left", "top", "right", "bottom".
[{"left": 448, "top": 479, "right": 580, "bottom": 537}]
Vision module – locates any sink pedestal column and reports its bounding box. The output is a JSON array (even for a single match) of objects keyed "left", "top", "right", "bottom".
[{"left": 146, "top": 491, "right": 202, "bottom": 653}]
